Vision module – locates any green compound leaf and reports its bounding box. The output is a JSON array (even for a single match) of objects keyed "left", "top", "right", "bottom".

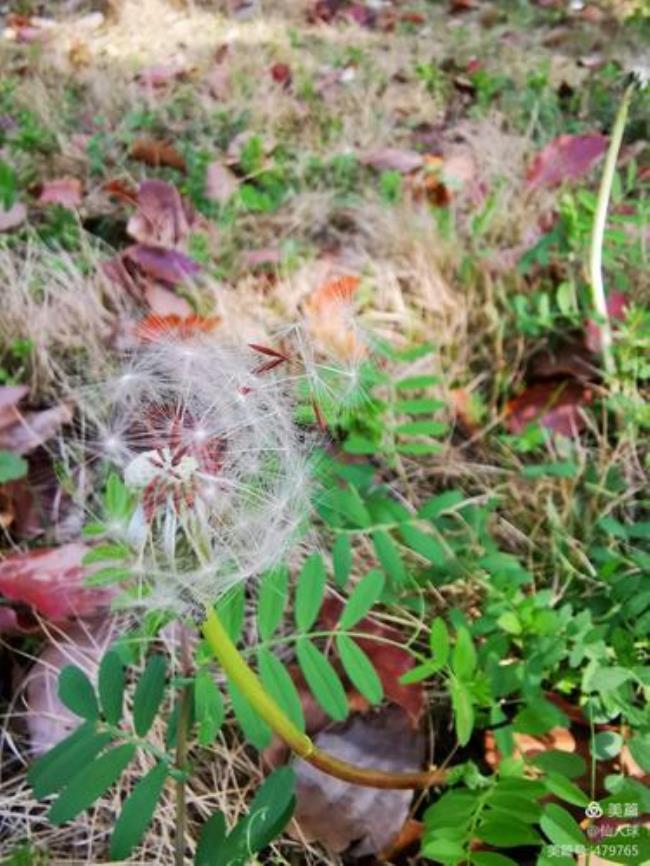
[
  {"left": 132, "top": 655, "right": 167, "bottom": 737},
  {"left": 340, "top": 569, "right": 384, "bottom": 629},
  {"left": 451, "top": 627, "right": 477, "bottom": 681},
  {"left": 429, "top": 617, "right": 450, "bottom": 670},
  {"left": 336, "top": 634, "right": 383, "bottom": 705},
  {"left": 195, "top": 812, "right": 227, "bottom": 866},
  {"left": 49, "top": 743, "right": 136, "bottom": 825},
  {"left": 540, "top": 803, "right": 586, "bottom": 847},
  {"left": 228, "top": 680, "right": 272, "bottom": 750},
  {"left": 58, "top": 665, "right": 100, "bottom": 721},
  {"left": 332, "top": 534, "right": 352, "bottom": 588},
  {"left": 450, "top": 679, "right": 474, "bottom": 747},
  {"left": 257, "top": 648, "right": 305, "bottom": 732},
  {"left": 398, "top": 523, "right": 445, "bottom": 564},
  {"left": 372, "top": 529, "right": 407, "bottom": 585},
  {"left": 98, "top": 651, "right": 125, "bottom": 726},
  {"left": 109, "top": 761, "right": 168, "bottom": 860},
  {"left": 257, "top": 565, "right": 289, "bottom": 640},
  {"left": 246, "top": 766, "right": 296, "bottom": 852},
  {"left": 294, "top": 553, "right": 326, "bottom": 632},
  {"left": 28, "top": 723, "right": 113, "bottom": 799},
  {"left": 296, "top": 638, "right": 348, "bottom": 722},
  {"left": 194, "top": 669, "right": 225, "bottom": 747}
]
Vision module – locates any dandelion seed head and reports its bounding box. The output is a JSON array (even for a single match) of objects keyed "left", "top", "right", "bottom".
[{"left": 86, "top": 332, "right": 312, "bottom": 616}]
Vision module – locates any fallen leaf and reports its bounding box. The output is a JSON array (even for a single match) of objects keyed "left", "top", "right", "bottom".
[
  {"left": 320, "top": 597, "right": 424, "bottom": 725},
  {"left": 125, "top": 245, "right": 201, "bottom": 286},
  {"left": 22, "top": 618, "right": 117, "bottom": 755},
  {"left": 0, "top": 202, "right": 27, "bottom": 232},
  {"left": 127, "top": 179, "right": 192, "bottom": 247},
  {"left": 135, "top": 314, "right": 220, "bottom": 342},
  {"left": 0, "top": 386, "right": 29, "bottom": 428},
  {"left": 0, "top": 402, "right": 73, "bottom": 455},
  {"left": 130, "top": 137, "right": 186, "bottom": 172},
  {"left": 505, "top": 380, "right": 593, "bottom": 437},
  {"left": 0, "top": 543, "right": 114, "bottom": 621},
  {"left": 136, "top": 63, "right": 187, "bottom": 89},
  {"left": 380, "top": 818, "right": 424, "bottom": 860},
  {"left": 270, "top": 62, "right": 292, "bottom": 88},
  {"left": 304, "top": 275, "right": 365, "bottom": 362},
  {"left": 526, "top": 133, "right": 607, "bottom": 189},
  {"left": 485, "top": 726, "right": 576, "bottom": 771},
  {"left": 241, "top": 247, "right": 283, "bottom": 268},
  {"left": 204, "top": 162, "right": 238, "bottom": 204},
  {"left": 102, "top": 178, "right": 139, "bottom": 205},
  {"left": 360, "top": 147, "right": 424, "bottom": 173},
  {"left": 292, "top": 707, "right": 424, "bottom": 855},
  {"left": 143, "top": 283, "right": 193, "bottom": 317},
  {"left": 37, "top": 177, "right": 83, "bottom": 209}
]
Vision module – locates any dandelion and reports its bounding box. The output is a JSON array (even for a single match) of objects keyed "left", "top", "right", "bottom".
[{"left": 85, "top": 332, "right": 311, "bottom": 616}]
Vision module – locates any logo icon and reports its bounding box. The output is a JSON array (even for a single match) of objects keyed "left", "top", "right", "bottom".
[{"left": 585, "top": 801, "right": 603, "bottom": 819}]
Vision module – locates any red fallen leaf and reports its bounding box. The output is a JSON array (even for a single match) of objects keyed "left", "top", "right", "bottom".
[
  {"left": 135, "top": 314, "right": 221, "bottom": 342},
  {"left": 292, "top": 707, "right": 424, "bottom": 855},
  {"left": 467, "top": 57, "right": 483, "bottom": 74},
  {"left": 37, "top": 177, "right": 83, "bottom": 209},
  {"left": 204, "top": 161, "right": 238, "bottom": 204},
  {"left": 127, "top": 179, "right": 192, "bottom": 247},
  {"left": 526, "top": 133, "right": 607, "bottom": 189},
  {"left": 585, "top": 290, "right": 629, "bottom": 353},
  {"left": 143, "top": 283, "right": 193, "bottom": 317},
  {"left": 136, "top": 63, "right": 187, "bottom": 89},
  {"left": 241, "top": 247, "right": 283, "bottom": 268},
  {"left": 504, "top": 380, "right": 593, "bottom": 437},
  {"left": 450, "top": 0, "right": 478, "bottom": 11},
  {"left": 321, "top": 597, "right": 425, "bottom": 725},
  {"left": 380, "top": 818, "right": 424, "bottom": 859},
  {"left": 345, "top": 3, "right": 377, "bottom": 27},
  {"left": 399, "top": 12, "right": 426, "bottom": 25},
  {"left": 270, "top": 62, "right": 292, "bottom": 88},
  {"left": 360, "top": 147, "right": 424, "bottom": 173},
  {"left": 124, "top": 244, "right": 201, "bottom": 286},
  {"left": 0, "top": 544, "right": 114, "bottom": 621},
  {"left": 102, "top": 178, "right": 139, "bottom": 205},
  {"left": 0, "top": 202, "right": 27, "bottom": 232},
  {"left": 130, "top": 137, "right": 186, "bottom": 172}
]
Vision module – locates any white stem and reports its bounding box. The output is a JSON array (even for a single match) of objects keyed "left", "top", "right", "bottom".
[{"left": 589, "top": 84, "right": 634, "bottom": 376}]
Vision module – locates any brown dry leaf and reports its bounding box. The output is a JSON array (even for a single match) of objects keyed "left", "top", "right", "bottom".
[
  {"left": 504, "top": 380, "right": 593, "bottom": 437},
  {"left": 130, "top": 137, "right": 186, "bottom": 172},
  {"left": 38, "top": 177, "right": 83, "bottom": 209},
  {"left": 127, "top": 179, "right": 192, "bottom": 247},
  {"left": 0, "top": 202, "right": 27, "bottom": 232},
  {"left": 484, "top": 726, "right": 576, "bottom": 770},
  {"left": 291, "top": 707, "right": 424, "bottom": 855},
  {"left": 204, "top": 162, "right": 238, "bottom": 204},
  {"left": 360, "top": 147, "right": 424, "bottom": 173}
]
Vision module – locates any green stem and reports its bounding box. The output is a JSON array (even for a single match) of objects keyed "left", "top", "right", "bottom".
[
  {"left": 174, "top": 628, "right": 193, "bottom": 866},
  {"left": 201, "top": 605, "right": 448, "bottom": 790},
  {"left": 589, "top": 83, "right": 634, "bottom": 376}
]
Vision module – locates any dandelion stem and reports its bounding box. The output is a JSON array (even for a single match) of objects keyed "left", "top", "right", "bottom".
[
  {"left": 201, "top": 605, "right": 448, "bottom": 790},
  {"left": 174, "top": 628, "right": 193, "bottom": 866},
  {"left": 589, "top": 82, "right": 634, "bottom": 376}
]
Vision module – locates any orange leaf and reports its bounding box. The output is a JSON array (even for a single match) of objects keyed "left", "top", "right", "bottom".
[
  {"left": 135, "top": 314, "right": 221, "bottom": 342},
  {"left": 130, "top": 137, "right": 187, "bottom": 172}
]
